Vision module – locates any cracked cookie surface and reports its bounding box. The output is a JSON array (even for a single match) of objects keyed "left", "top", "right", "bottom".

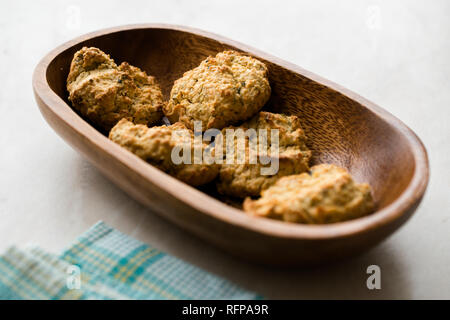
[
  {"left": 243, "top": 163, "right": 374, "bottom": 224},
  {"left": 164, "top": 50, "right": 271, "bottom": 131},
  {"left": 216, "top": 111, "right": 311, "bottom": 198},
  {"left": 67, "top": 47, "right": 164, "bottom": 132},
  {"left": 109, "top": 119, "right": 219, "bottom": 186}
]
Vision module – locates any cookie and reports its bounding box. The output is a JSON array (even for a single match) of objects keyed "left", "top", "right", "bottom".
[
  {"left": 67, "top": 47, "right": 164, "bottom": 132},
  {"left": 164, "top": 50, "right": 271, "bottom": 131},
  {"left": 243, "top": 164, "right": 374, "bottom": 224},
  {"left": 216, "top": 111, "right": 311, "bottom": 198},
  {"left": 109, "top": 119, "right": 219, "bottom": 186}
]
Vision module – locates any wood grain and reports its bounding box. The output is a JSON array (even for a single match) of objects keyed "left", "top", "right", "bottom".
[{"left": 32, "top": 24, "right": 429, "bottom": 266}]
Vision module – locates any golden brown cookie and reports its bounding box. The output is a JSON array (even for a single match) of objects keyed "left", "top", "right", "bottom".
[
  {"left": 67, "top": 47, "right": 164, "bottom": 132},
  {"left": 109, "top": 119, "right": 219, "bottom": 186},
  {"left": 216, "top": 111, "right": 311, "bottom": 198},
  {"left": 164, "top": 50, "right": 271, "bottom": 131},
  {"left": 243, "top": 164, "right": 374, "bottom": 224}
]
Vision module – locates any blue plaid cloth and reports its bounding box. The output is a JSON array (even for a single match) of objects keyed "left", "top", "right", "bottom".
[{"left": 0, "top": 221, "right": 261, "bottom": 300}]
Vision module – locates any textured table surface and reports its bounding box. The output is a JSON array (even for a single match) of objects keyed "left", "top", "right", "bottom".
[{"left": 0, "top": 0, "right": 449, "bottom": 299}]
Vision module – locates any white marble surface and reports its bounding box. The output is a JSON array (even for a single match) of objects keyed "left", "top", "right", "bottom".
[{"left": 0, "top": 0, "right": 449, "bottom": 299}]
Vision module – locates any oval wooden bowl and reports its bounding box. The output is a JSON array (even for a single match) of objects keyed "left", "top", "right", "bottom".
[{"left": 33, "top": 24, "right": 429, "bottom": 266}]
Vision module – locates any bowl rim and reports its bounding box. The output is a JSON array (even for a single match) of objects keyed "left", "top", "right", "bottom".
[{"left": 32, "top": 23, "right": 430, "bottom": 240}]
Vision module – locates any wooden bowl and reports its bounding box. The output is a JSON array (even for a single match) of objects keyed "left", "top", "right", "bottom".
[{"left": 33, "top": 24, "right": 429, "bottom": 266}]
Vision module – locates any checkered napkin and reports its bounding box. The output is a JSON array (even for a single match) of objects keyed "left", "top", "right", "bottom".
[{"left": 0, "top": 222, "right": 261, "bottom": 300}]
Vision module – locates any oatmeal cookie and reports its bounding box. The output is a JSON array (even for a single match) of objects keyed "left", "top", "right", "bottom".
[
  {"left": 67, "top": 47, "right": 164, "bottom": 132},
  {"left": 216, "top": 111, "right": 311, "bottom": 198},
  {"left": 243, "top": 164, "right": 374, "bottom": 224},
  {"left": 109, "top": 119, "right": 219, "bottom": 186},
  {"left": 164, "top": 50, "right": 271, "bottom": 130}
]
